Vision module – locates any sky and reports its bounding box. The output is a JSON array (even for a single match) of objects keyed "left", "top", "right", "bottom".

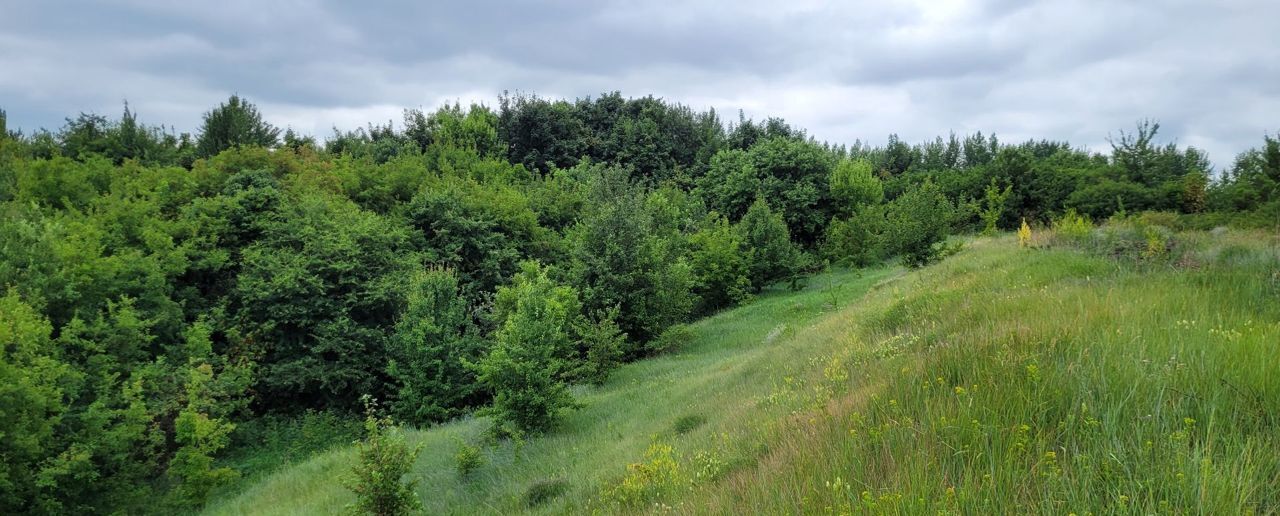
[{"left": 2, "top": 0, "right": 1277, "bottom": 169}]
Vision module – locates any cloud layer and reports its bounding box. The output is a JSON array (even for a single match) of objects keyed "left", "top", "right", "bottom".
[{"left": 3, "top": 0, "right": 1277, "bottom": 167}]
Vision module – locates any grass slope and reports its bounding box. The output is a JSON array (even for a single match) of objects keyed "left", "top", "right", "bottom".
[{"left": 207, "top": 232, "right": 1280, "bottom": 515}]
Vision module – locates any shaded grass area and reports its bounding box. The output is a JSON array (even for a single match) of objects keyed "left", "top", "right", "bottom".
[{"left": 207, "top": 229, "right": 1280, "bottom": 514}]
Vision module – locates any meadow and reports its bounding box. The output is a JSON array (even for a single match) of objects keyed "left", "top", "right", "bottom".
[{"left": 206, "top": 226, "right": 1280, "bottom": 514}]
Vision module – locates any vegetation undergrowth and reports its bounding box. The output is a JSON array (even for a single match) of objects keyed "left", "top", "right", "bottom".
[{"left": 207, "top": 225, "right": 1280, "bottom": 514}]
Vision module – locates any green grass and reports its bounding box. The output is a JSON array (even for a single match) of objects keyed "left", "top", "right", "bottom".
[{"left": 205, "top": 230, "right": 1280, "bottom": 515}]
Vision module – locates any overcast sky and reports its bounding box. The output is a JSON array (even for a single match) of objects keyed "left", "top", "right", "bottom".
[{"left": 2, "top": 0, "right": 1277, "bottom": 168}]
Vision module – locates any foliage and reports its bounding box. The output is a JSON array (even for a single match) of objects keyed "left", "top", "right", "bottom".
[
  {"left": 979, "top": 178, "right": 1012, "bottom": 235},
  {"left": 386, "top": 268, "right": 482, "bottom": 426},
  {"left": 474, "top": 262, "right": 581, "bottom": 436},
  {"left": 165, "top": 364, "right": 239, "bottom": 510},
  {"left": 688, "top": 214, "right": 752, "bottom": 314},
  {"left": 829, "top": 159, "right": 883, "bottom": 216},
  {"left": 1051, "top": 209, "right": 1093, "bottom": 243},
  {"left": 0, "top": 291, "right": 76, "bottom": 514},
  {"left": 882, "top": 181, "right": 956, "bottom": 267},
  {"left": 344, "top": 398, "right": 421, "bottom": 516},
  {"left": 672, "top": 414, "right": 707, "bottom": 435},
  {"left": 232, "top": 193, "right": 417, "bottom": 411},
  {"left": 1018, "top": 218, "right": 1033, "bottom": 248},
  {"left": 4, "top": 93, "right": 1278, "bottom": 514},
  {"left": 196, "top": 95, "right": 280, "bottom": 159},
  {"left": 573, "top": 306, "right": 627, "bottom": 385},
  {"left": 603, "top": 442, "right": 685, "bottom": 507},
  {"left": 822, "top": 204, "right": 886, "bottom": 267},
  {"left": 403, "top": 177, "right": 547, "bottom": 305},
  {"left": 523, "top": 478, "right": 570, "bottom": 507},
  {"left": 646, "top": 323, "right": 694, "bottom": 355},
  {"left": 570, "top": 167, "right": 696, "bottom": 349},
  {"left": 739, "top": 196, "right": 801, "bottom": 290},
  {"left": 453, "top": 440, "right": 485, "bottom": 477}
]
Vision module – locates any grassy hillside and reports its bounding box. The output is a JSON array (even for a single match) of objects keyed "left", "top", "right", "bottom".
[{"left": 206, "top": 231, "right": 1280, "bottom": 514}]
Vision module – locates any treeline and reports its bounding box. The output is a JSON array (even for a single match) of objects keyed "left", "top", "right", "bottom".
[{"left": 0, "top": 95, "right": 1277, "bottom": 513}]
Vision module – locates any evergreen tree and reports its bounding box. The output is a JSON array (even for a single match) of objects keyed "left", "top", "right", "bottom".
[{"left": 195, "top": 95, "right": 280, "bottom": 158}]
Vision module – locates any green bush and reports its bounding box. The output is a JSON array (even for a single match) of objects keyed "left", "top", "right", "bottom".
[
  {"left": 453, "top": 440, "right": 485, "bottom": 477},
  {"left": 523, "top": 478, "right": 569, "bottom": 507},
  {"left": 689, "top": 214, "right": 752, "bottom": 314},
  {"left": 647, "top": 323, "right": 694, "bottom": 356},
  {"left": 739, "top": 196, "right": 801, "bottom": 290},
  {"left": 386, "top": 267, "right": 483, "bottom": 426},
  {"left": 672, "top": 414, "right": 707, "bottom": 435},
  {"left": 344, "top": 398, "right": 421, "bottom": 516},
  {"left": 474, "top": 262, "right": 580, "bottom": 436},
  {"left": 883, "top": 182, "right": 956, "bottom": 268},
  {"left": 979, "top": 178, "right": 1012, "bottom": 235},
  {"left": 1051, "top": 208, "right": 1093, "bottom": 244},
  {"left": 829, "top": 159, "right": 883, "bottom": 216},
  {"left": 822, "top": 204, "right": 885, "bottom": 267},
  {"left": 573, "top": 306, "right": 627, "bottom": 385}
]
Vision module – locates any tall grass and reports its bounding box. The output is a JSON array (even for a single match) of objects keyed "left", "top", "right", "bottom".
[
  {"left": 694, "top": 231, "right": 1280, "bottom": 514},
  {"left": 206, "top": 228, "right": 1280, "bottom": 515}
]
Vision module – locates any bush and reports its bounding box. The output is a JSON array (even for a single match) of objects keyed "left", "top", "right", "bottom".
[
  {"left": 689, "top": 214, "right": 752, "bottom": 314},
  {"left": 672, "top": 414, "right": 707, "bottom": 435},
  {"left": 572, "top": 307, "right": 627, "bottom": 385},
  {"left": 739, "top": 196, "right": 801, "bottom": 290},
  {"left": 979, "top": 179, "right": 1012, "bottom": 236},
  {"left": 1084, "top": 220, "right": 1179, "bottom": 263},
  {"left": 523, "top": 478, "right": 569, "bottom": 507},
  {"left": 1018, "top": 218, "right": 1033, "bottom": 248},
  {"left": 1135, "top": 210, "right": 1182, "bottom": 230},
  {"left": 602, "top": 442, "right": 684, "bottom": 507},
  {"left": 387, "top": 268, "right": 483, "bottom": 426},
  {"left": 453, "top": 440, "right": 485, "bottom": 477},
  {"left": 1051, "top": 209, "right": 1093, "bottom": 244},
  {"left": 474, "top": 262, "right": 579, "bottom": 436},
  {"left": 822, "top": 204, "right": 885, "bottom": 267},
  {"left": 647, "top": 323, "right": 694, "bottom": 356},
  {"left": 883, "top": 182, "right": 956, "bottom": 267},
  {"left": 344, "top": 398, "right": 421, "bottom": 516},
  {"left": 829, "top": 159, "right": 883, "bottom": 216}
]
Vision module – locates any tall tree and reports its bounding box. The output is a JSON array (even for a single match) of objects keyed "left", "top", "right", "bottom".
[
  {"left": 195, "top": 95, "right": 280, "bottom": 159},
  {"left": 386, "top": 268, "right": 482, "bottom": 425}
]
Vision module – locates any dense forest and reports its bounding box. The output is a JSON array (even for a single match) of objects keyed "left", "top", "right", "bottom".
[{"left": 1, "top": 93, "right": 1277, "bottom": 514}]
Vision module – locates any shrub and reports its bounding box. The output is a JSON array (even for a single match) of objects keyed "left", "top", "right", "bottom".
[
  {"left": 1051, "top": 209, "right": 1093, "bottom": 244},
  {"left": 523, "top": 478, "right": 570, "bottom": 507},
  {"left": 1085, "top": 220, "right": 1179, "bottom": 263},
  {"left": 672, "top": 414, "right": 707, "bottom": 435},
  {"left": 1018, "top": 218, "right": 1032, "bottom": 248},
  {"left": 689, "top": 214, "right": 753, "bottom": 314},
  {"left": 453, "top": 440, "right": 485, "bottom": 477},
  {"left": 979, "top": 179, "right": 1012, "bottom": 236},
  {"left": 883, "top": 182, "right": 956, "bottom": 267},
  {"left": 602, "top": 442, "right": 684, "bottom": 507},
  {"left": 386, "top": 267, "right": 483, "bottom": 426},
  {"left": 1135, "top": 210, "right": 1182, "bottom": 230},
  {"left": 739, "top": 196, "right": 802, "bottom": 290},
  {"left": 474, "top": 262, "right": 579, "bottom": 436},
  {"left": 822, "top": 205, "right": 885, "bottom": 267},
  {"left": 344, "top": 397, "right": 421, "bottom": 516},
  {"left": 829, "top": 159, "right": 883, "bottom": 216},
  {"left": 647, "top": 323, "right": 694, "bottom": 356},
  {"left": 573, "top": 306, "right": 627, "bottom": 385}
]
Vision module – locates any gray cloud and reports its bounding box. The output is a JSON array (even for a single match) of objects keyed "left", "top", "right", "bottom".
[{"left": 2, "top": 0, "right": 1276, "bottom": 168}]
